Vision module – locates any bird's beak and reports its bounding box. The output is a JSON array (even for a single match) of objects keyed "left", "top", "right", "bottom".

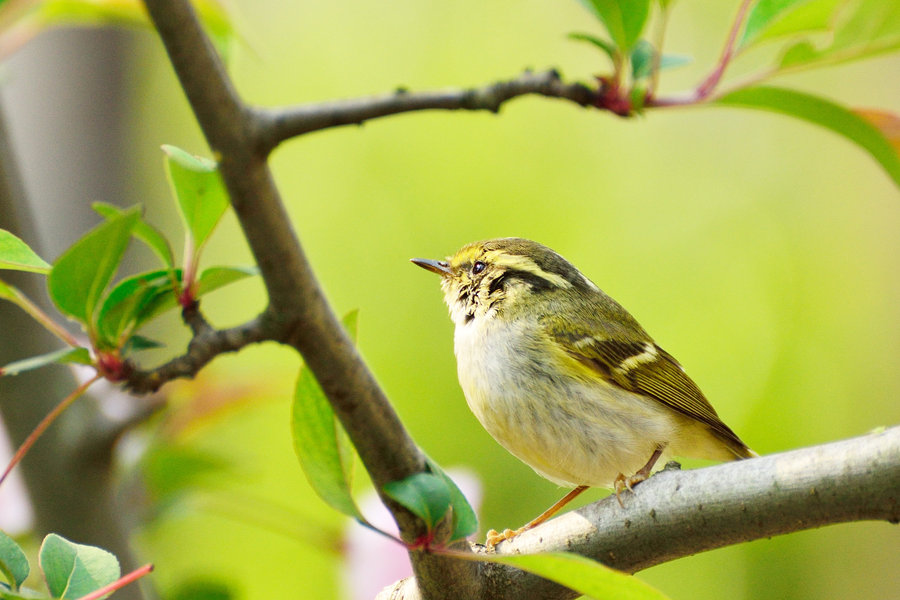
[{"left": 410, "top": 257, "right": 452, "bottom": 276}]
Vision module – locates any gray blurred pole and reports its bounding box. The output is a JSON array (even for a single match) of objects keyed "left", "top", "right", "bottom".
[
  {"left": 1, "top": 27, "right": 134, "bottom": 255},
  {"left": 0, "top": 28, "right": 149, "bottom": 600}
]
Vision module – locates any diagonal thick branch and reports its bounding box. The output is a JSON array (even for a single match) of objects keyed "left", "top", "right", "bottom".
[
  {"left": 140, "top": 1, "right": 479, "bottom": 597},
  {"left": 380, "top": 427, "right": 900, "bottom": 600},
  {"left": 140, "top": 0, "right": 426, "bottom": 496}
]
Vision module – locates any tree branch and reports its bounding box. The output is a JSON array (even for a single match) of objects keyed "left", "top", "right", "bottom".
[
  {"left": 139, "top": 2, "right": 482, "bottom": 596},
  {"left": 125, "top": 315, "right": 273, "bottom": 394},
  {"left": 379, "top": 427, "right": 900, "bottom": 600},
  {"left": 141, "top": 0, "right": 428, "bottom": 493},
  {"left": 252, "top": 70, "right": 596, "bottom": 152}
]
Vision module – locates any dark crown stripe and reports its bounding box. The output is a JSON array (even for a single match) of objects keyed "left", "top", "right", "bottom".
[
  {"left": 490, "top": 269, "right": 556, "bottom": 293},
  {"left": 536, "top": 256, "right": 594, "bottom": 290}
]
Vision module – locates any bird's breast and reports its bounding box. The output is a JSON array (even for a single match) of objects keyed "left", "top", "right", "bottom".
[
  {"left": 453, "top": 317, "right": 544, "bottom": 418},
  {"left": 452, "top": 316, "right": 681, "bottom": 487}
]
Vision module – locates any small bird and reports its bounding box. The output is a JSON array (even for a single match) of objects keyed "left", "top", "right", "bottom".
[{"left": 412, "top": 238, "right": 755, "bottom": 547}]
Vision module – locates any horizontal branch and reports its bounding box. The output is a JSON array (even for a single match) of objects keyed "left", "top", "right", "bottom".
[
  {"left": 125, "top": 315, "right": 273, "bottom": 394},
  {"left": 253, "top": 70, "right": 597, "bottom": 152},
  {"left": 379, "top": 427, "right": 900, "bottom": 600}
]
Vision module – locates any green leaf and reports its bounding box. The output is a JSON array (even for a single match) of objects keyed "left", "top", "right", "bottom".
[
  {"left": 92, "top": 202, "right": 174, "bottom": 268},
  {"left": 740, "top": 0, "right": 816, "bottom": 48},
  {"left": 382, "top": 473, "right": 452, "bottom": 533},
  {"left": 630, "top": 39, "right": 655, "bottom": 80},
  {"left": 95, "top": 269, "right": 175, "bottom": 348},
  {"left": 196, "top": 265, "right": 258, "bottom": 296},
  {"left": 568, "top": 32, "right": 618, "bottom": 62},
  {"left": 829, "top": 0, "right": 900, "bottom": 57},
  {"left": 577, "top": 0, "right": 651, "bottom": 51},
  {"left": 714, "top": 86, "right": 900, "bottom": 188},
  {"left": 291, "top": 311, "right": 362, "bottom": 519},
  {"left": 162, "top": 145, "right": 229, "bottom": 251},
  {"left": 0, "top": 230, "right": 50, "bottom": 274},
  {"left": 95, "top": 265, "right": 255, "bottom": 349},
  {"left": 135, "top": 265, "right": 257, "bottom": 323},
  {"left": 48, "top": 208, "right": 140, "bottom": 326},
  {"left": 480, "top": 552, "right": 670, "bottom": 600},
  {"left": 123, "top": 335, "right": 165, "bottom": 353},
  {"left": 39, "top": 534, "right": 120, "bottom": 599},
  {"left": 659, "top": 53, "right": 692, "bottom": 70},
  {"left": 169, "top": 578, "right": 235, "bottom": 600},
  {"left": 630, "top": 83, "right": 649, "bottom": 113},
  {"left": 779, "top": 39, "right": 820, "bottom": 68},
  {"left": 0, "top": 531, "right": 29, "bottom": 591},
  {"left": 0, "top": 587, "right": 45, "bottom": 599},
  {"left": 1, "top": 347, "right": 91, "bottom": 377},
  {"left": 142, "top": 444, "right": 232, "bottom": 505},
  {"left": 765, "top": 0, "right": 900, "bottom": 71},
  {"left": 193, "top": 0, "right": 239, "bottom": 63},
  {"left": 424, "top": 457, "right": 478, "bottom": 541},
  {"left": 0, "top": 585, "right": 48, "bottom": 600},
  {"left": 750, "top": 0, "right": 843, "bottom": 45}
]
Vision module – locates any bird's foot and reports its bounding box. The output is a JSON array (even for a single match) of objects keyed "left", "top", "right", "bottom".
[
  {"left": 614, "top": 445, "right": 666, "bottom": 506},
  {"left": 613, "top": 470, "right": 651, "bottom": 507},
  {"left": 485, "top": 527, "right": 521, "bottom": 550}
]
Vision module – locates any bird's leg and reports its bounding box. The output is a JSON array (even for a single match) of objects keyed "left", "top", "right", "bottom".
[
  {"left": 485, "top": 485, "right": 589, "bottom": 549},
  {"left": 614, "top": 444, "right": 666, "bottom": 507}
]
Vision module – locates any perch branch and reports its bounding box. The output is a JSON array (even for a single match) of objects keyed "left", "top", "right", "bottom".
[{"left": 378, "top": 427, "right": 900, "bottom": 600}]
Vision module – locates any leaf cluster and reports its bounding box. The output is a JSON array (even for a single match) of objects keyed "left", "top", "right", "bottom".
[
  {"left": 567, "top": 0, "right": 900, "bottom": 185},
  {"left": 1, "top": 531, "right": 119, "bottom": 600},
  {"left": 0, "top": 145, "right": 256, "bottom": 378}
]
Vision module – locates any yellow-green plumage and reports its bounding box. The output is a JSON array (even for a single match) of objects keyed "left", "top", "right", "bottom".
[{"left": 413, "top": 238, "right": 754, "bottom": 491}]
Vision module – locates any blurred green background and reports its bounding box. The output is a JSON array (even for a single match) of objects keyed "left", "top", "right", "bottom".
[{"left": 9, "top": 0, "right": 900, "bottom": 599}]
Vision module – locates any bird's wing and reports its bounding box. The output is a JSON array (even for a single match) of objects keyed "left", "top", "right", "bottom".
[{"left": 546, "top": 317, "right": 749, "bottom": 454}]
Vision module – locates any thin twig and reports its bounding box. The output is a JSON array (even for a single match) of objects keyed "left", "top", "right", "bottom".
[
  {"left": 648, "top": 3, "right": 673, "bottom": 99},
  {"left": 695, "top": 0, "right": 754, "bottom": 100},
  {"left": 125, "top": 315, "right": 272, "bottom": 393},
  {"left": 180, "top": 299, "right": 213, "bottom": 337},
  {"left": 4, "top": 284, "right": 82, "bottom": 348},
  {"left": 0, "top": 373, "right": 100, "bottom": 486},
  {"left": 75, "top": 564, "right": 154, "bottom": 600}
]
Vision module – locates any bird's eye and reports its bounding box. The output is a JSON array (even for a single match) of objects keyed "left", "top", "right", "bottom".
[{"left": 472, "top": 261, "right": 486, "bottom": 274}]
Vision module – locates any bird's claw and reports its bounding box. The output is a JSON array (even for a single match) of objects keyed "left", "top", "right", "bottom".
[
  {"left": 613, "top": 470, "right": 651, "bottom": 507},
  {"left": 485, "top": 528, "right": 518, "bottom": 550}
]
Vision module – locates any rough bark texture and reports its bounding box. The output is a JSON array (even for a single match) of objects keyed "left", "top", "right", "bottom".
[{"left": 379, "top": 427, "right": 900, "bottom": 599}]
